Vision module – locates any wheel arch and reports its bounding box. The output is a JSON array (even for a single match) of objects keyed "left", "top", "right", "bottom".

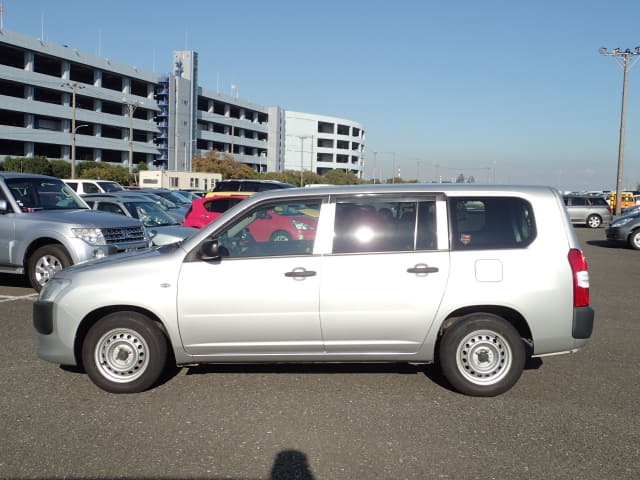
[
  {"left": 73, "top": 305, "right": 170, "bottom": 369},
  {"left": 438, "top": 305, "right": 533, "bottom": 346},
  {"left": 23, "top": 237, "right": 67, "bottom": 269}
]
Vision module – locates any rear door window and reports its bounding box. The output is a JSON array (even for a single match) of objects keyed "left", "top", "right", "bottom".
[
  {"left": 450, "top": 197, "right": 536, "bottom": 249},
  {"left": 332, "top": 197, "right": 438, "bottom": 254}
]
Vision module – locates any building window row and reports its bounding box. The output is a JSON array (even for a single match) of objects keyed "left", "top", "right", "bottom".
[
  {"left": 317, "top": 120, "right": 362, "bottom": 138},
  {"left": 316, "top": 153, "right": 360, "bottom": 164},
  {"left": 197, "top": 96, "right": 268, "bottom": 124},
  {"left": 197, "top": 121, "right": 268, "bottom": 141},
  {"left": 0, "top": 43, "right": 154, "bottom": 97}
]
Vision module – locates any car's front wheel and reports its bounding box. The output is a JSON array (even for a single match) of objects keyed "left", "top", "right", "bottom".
[
  {"left": 270, "top": 230, "right": 291, "bottom": 242},
  {"left": 27, "top": 244, "right": 72, "bottom": 292},
  {"left": 586, "top": 214, "right": 602, "bottom": 228},
  {"left": 629, "top": 230, "right": 640, "bottom": 250},
  {"left": 438, "top": 313, "right": 525, "bottom": 396},
  {"left": 82, "top": 312, "right": 168, "bottom": 393}
]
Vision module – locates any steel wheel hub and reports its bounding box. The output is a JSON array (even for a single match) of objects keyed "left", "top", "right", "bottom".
[
  {"left": 95, "top": 328, "right": 149, "bottom": 383},
  {"left": 456, "top": 330, "right": 513, "bottom": 385}
]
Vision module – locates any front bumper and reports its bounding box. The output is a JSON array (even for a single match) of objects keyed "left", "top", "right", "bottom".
[{"left": 33, "top": 300, "right": 77, "bottom": 366}]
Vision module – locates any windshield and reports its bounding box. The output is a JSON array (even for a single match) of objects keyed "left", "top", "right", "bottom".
[
  {"left": 98, "top": 181, "right": 125, "bottom": 192},
  {"left": 126, "top": 201, "right": 178, "bottom": 227},
  {"left": 154, "top": 190, "right": 190, "bottom": 204},
  {"left": 6, "top": 178, "right": 87, "bottom": 211},
  {"left": 130, "top": 193, "right": 178, "bottom": 209}
]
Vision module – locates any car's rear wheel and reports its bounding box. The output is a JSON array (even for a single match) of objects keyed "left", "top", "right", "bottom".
[
  {"left": 629, "top": 230, "right": 640, "bottom": 250},
  {"left": 82, "top": 312, "right": 168, "bottom": 393},
  {"left": 586, "top": 214, "right": 602, "bottom": 228},
  {"left": 438, "top": 313, "right": 525, "bottom": 397},
  {"left": 27, "top": 244, "right": 72, "bottom": 292}
]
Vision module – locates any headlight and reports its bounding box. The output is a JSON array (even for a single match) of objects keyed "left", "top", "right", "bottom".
[
  {"left": 291, "top": 220, "right": 314, "bottom": 230},
  {"left": 39, "top": 278, "right": 72, "bottom": 302},
  {"left": 611, "top": 217, "right": 633, "bottom": 227},
  {"left": 72, "top": 227, "right": 107, "bottom": 245}
]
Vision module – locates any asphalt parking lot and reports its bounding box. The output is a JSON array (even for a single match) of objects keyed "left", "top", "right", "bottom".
[{"left": 0, "top": 227, "right": 638, "bottom": 479}]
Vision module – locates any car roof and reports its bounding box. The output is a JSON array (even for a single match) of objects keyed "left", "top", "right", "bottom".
[
  {"left": 0, "top": 172, "right": 60, "bottom": 180},
  {"left": 239, "top": 183, "right": 559, "bottom": 199},
  {"left": 82, "top": 195, "right": 152, "bottom": 203}
]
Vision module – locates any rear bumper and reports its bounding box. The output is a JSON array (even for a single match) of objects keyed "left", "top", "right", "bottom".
[{"left": 573, "top": 306, "right": 594, "bottom": 339}]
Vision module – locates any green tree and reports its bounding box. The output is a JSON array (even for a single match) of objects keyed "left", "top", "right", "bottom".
[
  {"left": 323, "top": 169, "right": 363, "bottom": 185},
  {"left": 193, "top": 150, "right": 258, "bottom": 179},
  {"left": 2, "top": 156, "right": 52, "bottom": 175},
  {"left": 49, "top": 160, "right": 71, "bottom": 179},
  {"left": 80, "top": 164, "right": 130, "bottom": 185}
]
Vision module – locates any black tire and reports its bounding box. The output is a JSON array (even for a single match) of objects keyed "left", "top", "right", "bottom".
[
  {"left": 629, "top": 230, "right": 640, "bottom": 250},
  {"left": 438, "top": 313, "right": 525, "bottom": 397},
  {"left": 270, "top": 230, "right": 291, "bottom": 242},
  {"left": 27, "top": 244, "right": 72, "bottom": 292},
  {"left": 586, "top": 214, "right": 602, "bottom": 229},
  {"left": 82, "top": 312, "right": 168, "bottom": 393}
]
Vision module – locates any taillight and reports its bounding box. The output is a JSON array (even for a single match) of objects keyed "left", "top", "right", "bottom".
[{"left": 568, "top": 249, "right": 590, "bottom": 307}]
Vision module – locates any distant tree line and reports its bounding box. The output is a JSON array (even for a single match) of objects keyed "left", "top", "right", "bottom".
[{"left": 0, "top": 152, "right": 501, "bottom": 188}]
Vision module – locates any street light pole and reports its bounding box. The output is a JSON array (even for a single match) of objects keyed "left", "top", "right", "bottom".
[
  {"left": 63, "top": 82, "right": 85, "bottom": 179},
  {"left": 71, "top": 124, "right": 88, "bottom": 179},
  {"left": 124, "top": 99, "right": 143, "bottom": 178},
  {"left": 599, "top": 47, "right": 640, "bottom": 216}
]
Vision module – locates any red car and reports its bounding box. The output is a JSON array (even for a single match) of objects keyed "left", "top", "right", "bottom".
[
  {"left": 244, "top": 205, "right": 318, "bottom": 242},
  {"left": 182, "top": 195, "right": 248, "bottom": 228}
]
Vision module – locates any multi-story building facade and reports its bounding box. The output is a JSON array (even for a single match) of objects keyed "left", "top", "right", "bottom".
[{"left": 0, "top": 28, "right": 365, "bottom": 177}]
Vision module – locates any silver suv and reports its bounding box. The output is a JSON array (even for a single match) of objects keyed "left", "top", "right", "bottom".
[
  {"left": 563, "top": 194, "right": 612, "bottom": 228},
  {"left": 0, "top": 172, "right": 149, "bottom": 291},
  {"left": 33, "top": 184, "right": 594, "bottom": 396}
]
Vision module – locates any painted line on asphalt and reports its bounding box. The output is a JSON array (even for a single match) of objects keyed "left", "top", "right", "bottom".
[{"left": 0, "top": 293, "right": 38, "bottom": 303}]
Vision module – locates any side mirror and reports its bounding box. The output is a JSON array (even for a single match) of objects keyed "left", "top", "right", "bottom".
[
  {"left": 199, "top": 239, "right": 228, "bottom": 260},
  {"left": 0, "top": 200, "right": 8, "bottom": 213}
]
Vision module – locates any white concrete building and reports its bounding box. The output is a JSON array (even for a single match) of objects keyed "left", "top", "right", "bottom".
[{"left": 284, "top": 111, "right": 365, "bottom": 176}]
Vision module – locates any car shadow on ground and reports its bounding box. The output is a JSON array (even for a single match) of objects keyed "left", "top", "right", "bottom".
[
  {"left": 586, "top": 239, "right": 617, "bottom": 248},
  {"left": 0, "top": 272, "right": 31, "bottom": 288},
  {"left": 185, "top": 357, "right": 544, "bottom": 394}
]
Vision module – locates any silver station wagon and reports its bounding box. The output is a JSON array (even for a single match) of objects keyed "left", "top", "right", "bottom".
[{"left": 33, "top": 184, "right": 595, "bottom": 396}]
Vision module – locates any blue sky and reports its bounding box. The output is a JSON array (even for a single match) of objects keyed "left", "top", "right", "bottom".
[{"left": 4, "top": 0, "right": 640, "bottom": 190}]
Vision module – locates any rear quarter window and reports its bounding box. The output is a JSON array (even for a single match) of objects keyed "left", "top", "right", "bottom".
[{"left": 450, "top": 197, "right": 536, "bottom": 250}]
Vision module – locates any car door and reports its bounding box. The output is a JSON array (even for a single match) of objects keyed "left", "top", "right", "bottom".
[
  {"left": 0, "top": 187, "right": 15, "bottom": 266},
  {"left": 177, "top": 196, "right": 325, "bottom": 356},
  {"left": 319, "top": 195, "right": 450, "bottom": 354}
]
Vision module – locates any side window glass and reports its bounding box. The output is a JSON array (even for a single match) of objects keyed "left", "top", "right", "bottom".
[
  {"left": 84, "top": 183, "right": 100, "bottom": 194},
  {"left": 451, "top": 197, "right": 535, "bottom": 250},
  {"left": 332, "top": 198, "right": 437, "bottom": 254},
  {"left": 215, "top": 199, "right": 321, "bottom": 258},
  {"left": 206, "top": 199, "right": 230, "bottom": 213},
  {"left": 97, "top": 202, "right": 125, "bottom": 215}
]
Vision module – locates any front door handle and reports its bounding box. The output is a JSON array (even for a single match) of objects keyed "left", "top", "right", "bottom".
[
  {"left": 285, "top": 268, "right": 317, "bottom": 278},
  {"left": 407, "top": 264, "right": 439, "bottom": 275}
]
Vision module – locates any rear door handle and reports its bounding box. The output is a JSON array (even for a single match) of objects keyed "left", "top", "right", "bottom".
[
  {"left": 285, "top": 268, "right": 317, "bottom": 278},
  {"left": 407, "top": 264, "right": 439, "bottom": 275}
]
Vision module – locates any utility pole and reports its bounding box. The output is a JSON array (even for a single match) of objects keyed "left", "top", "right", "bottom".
[
  {"left": 63, "top": 82, "right": 85, "bottom": 179},
  {"left": 124, "top": 100, "right": 143, "bottom": 177},
  {"left": 599, "top": 47, "right": 640, "bottom": 216},
  {"left": 373, "top": 152, "right": 378, "bottom": 184},
  {"left": 294, "top": 135, "right": 313, "bottom": 186},
  {"left": 392, "top": 153, "right": 396, "bottom": 184}
]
